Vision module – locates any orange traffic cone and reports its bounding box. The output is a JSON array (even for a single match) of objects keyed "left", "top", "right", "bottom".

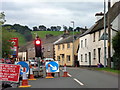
[
  {"left": 62, "top": 64, "right": 69, "bottom": 77},
  {"left": 28, "top": 65, "right": 36, "bottom": 80},
  {"left": 19, "top": 67, "right": 31, "bottom": 88},
  {"left": 45, "top": 64, "right": 54, "bottom": 78}
]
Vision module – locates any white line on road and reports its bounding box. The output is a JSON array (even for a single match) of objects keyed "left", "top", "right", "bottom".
[
  {"left": 74, "top": 78, "right": 84, "bottom": 86},
  {"left": 68, "top": 73, "right": 72, "bottom": 77}
]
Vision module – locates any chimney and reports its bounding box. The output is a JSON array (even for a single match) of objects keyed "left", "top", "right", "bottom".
[
  {"left": 111, "top": 0, "right": 119, "bottom": 7},
  {"left": 64, "top": 30, "right": 70, "bottom": 35},
  {"left": 95, "top": 12, "right": 104, "bottom": 22}
]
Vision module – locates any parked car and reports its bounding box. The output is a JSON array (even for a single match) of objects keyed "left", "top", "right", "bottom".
[
  {"left": 29, "top": 59, "right": 38, "bottom": 66},
  {"left": 42, "top": 58, "right": 54, "bottom": 65}
]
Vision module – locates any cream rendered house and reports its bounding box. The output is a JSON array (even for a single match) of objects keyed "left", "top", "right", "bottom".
[
  {"left": 78, "top": 1, "right": 120, "bottom": 67},
  {"left": 54, "top": 35, "right": 79, "bottom": 66}
]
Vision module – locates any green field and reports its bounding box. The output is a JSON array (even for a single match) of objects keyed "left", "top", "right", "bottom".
[
  {"left": 31, "top": 31, "right": 80, "bottom": 39},
  {"left": 10, "top": 31, "right": 80, "bottom": 47},
  {"left": 10, "top": 32, "right": 26, "bottom": 46}
]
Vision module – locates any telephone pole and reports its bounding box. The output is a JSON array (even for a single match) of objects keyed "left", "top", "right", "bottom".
[
  {"left": 71, "top": 21, "right": 75, "bottom": 67},
  {"left": 107, "top": 0, "right": 111, "bottom": 68},
  {"left": 104, "top": 0, "right": 107, "bottom": 67}
]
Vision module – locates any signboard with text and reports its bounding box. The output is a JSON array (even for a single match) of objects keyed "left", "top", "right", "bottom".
[
  {"left": 0, "top": 64, "right": 20, "bottom": 82},
  {"left": 9, "top": 38, "right": 18, "bottom": 58}
]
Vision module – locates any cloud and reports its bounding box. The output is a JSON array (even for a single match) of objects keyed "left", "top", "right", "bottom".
[{"left": 1, "top": 0, "right": 104, "bottom": 29}]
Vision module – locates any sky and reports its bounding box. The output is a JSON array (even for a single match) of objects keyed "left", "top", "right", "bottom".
[{"left": 1, "top": 0, "right": 109, "bottom": 30}]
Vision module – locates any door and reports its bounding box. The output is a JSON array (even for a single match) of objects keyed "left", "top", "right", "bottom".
[
  {"left": 89, "top": 52, "right": 91, "bottom": 67},
  {"left": 98, "top": 48, "right": 101, "bottom": 63},
  {"left": 61, "top": 54, "right": 64, "bottom": 66}
]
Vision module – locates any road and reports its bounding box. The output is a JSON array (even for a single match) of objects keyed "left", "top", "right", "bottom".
[{"left": 25, "top": 67, "right": 118, "bottom": 88}]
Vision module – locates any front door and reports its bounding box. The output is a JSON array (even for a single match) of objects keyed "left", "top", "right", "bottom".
[
  {"left": 61, "top": 54, "right": 64, "bottom": 66},
  {"left": 98, "top": 48, "right": 101, "bottom": 63},
  {"left": 89, "top": 52, "right": 91, "bottom": 67}
]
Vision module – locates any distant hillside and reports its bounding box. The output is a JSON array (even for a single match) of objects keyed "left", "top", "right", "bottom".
[
  {"left": 31, "top": 31, "right": 80, "bottom": 39},
  {"left": 3, "top": 24, "right": 32, "bottom": 42},
  {"left": 10, "top": 32, "right": 26, "bottom": 46}
]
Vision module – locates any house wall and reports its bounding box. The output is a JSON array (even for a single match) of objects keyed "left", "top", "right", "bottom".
[
  {"left": 28, "top": 47, "right": 35, "bottom": 59},
  {"left": 55, "top": 43, "right": 73, "bottom": 66},
  {"left": 54, "top": 39, "right": 79, "bottom": 66},
  {"left": 43, "top": 43, "right": 54, "bottom": 58},
  {"left": 78, "top": 13, "right": 120, "bottom": 67},
  {"left": 78, "top": 29, "right": 108, "bottom": 66},
  {"left": 18, "top": 52, "right": 27, "bottom": 61}
]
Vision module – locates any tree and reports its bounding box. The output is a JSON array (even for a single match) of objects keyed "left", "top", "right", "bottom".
[
  {"left": 112, "top": 31, "right": 120, "bottom": 70},
  {"left": 2, "top": 29, "right": 13, "bottom": 58},
  {"left": 0, "top": 12, "right": 6, "bottom": 24},
  {"left": 56, "top": 26, "right": 61, "bottom": 31},
  {"left": 50, "top": 26, "right": 57, "bottom": 31},
  {"left": 33, "top": 26, "right": 39, "bottom": 31},
  {"left": 39, "top": 25, "right": 46, "bottom": 31},
  {"left": 68, "top": 26, "right": 73, "bottom": 31},
  {"left": 63, "top": 26, "right": 68, "bottom": 31}
]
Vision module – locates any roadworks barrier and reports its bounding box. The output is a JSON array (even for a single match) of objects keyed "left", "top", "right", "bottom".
[{"left": 19, "top": 67, "right": 31, "bottom": 88}]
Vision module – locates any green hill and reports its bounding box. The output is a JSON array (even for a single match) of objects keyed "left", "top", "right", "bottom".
[
  {"left": 31, "top": 31, "right": 80, "bottom": 39},
  {"left": 10, "top": 31, "right": 80, "bottom": 47},
  {"left": 10, "top": 32, "right": 26, "bottom": 46}
]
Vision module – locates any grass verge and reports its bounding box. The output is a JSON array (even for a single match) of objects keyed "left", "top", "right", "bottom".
[{"left": 95, "top": 67, "right": 120, "bottom": 74}]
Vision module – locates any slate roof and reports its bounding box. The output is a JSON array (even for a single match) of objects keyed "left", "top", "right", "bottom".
[{"left": 55, "top": 33, "right": 82, "bottom": 45}]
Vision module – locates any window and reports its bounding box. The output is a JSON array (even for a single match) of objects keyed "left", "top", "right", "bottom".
[
  {"left": 62, "top": 44, "right": 64, "bottom": 49},
  {"left": 93, "top": 33, "right": 95, "bottom": 42},
  {"left": 93, "top": 49, "right": 96, "bottom": 59},
  {"left": 67, "top": 43, "right": 70, "bottom": 48},
  {"left": 85, "top": 39, "right": 87, "bottom": 47},
  {"left": 58, "top": 45, "right": 60, "bottom": 50},
  {"left": 81, "top": 54, "right": 83, "bottom": 62},
  {"left": 67, "top": 55, "right": 70, "bottom": 62},
  {"left": 81, "top": 40, "right": 83, "bottom": 48},
  {"left": 85, "top": 54, "right": 87, "bottom": 62},
  {"left": 47, "top": 46, "right": 50, "bottom": 51},
  {"left": 57, "top": 56, "right": 60, "bottom": 61}
]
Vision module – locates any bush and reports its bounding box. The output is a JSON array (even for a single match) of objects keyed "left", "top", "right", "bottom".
[{"left": 112, "top": 31, "right": 120, "bottom": 70}]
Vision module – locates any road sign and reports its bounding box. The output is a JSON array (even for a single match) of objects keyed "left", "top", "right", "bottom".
[
  {"left": 16, "top": 61, "right": 29, "bottom": 75},
  {"left": 0, "top": 64, "right": 20, "bottom": 82},
  {"left": 9, "top": 38, "right": 18, "bottom": 58},
  {"left": 45, "top": 61, "right": 59, "bottom": 72}
]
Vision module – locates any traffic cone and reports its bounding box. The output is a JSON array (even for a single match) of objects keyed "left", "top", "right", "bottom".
[
  {"left": 62, "top": 64, "right": 69, "bottom": 77},
  {"left": 45, "top": 64, "right": 54, "bottom": 78},
  {"left": 28, "top": 65, "right": 36, "bottom": 80},
  {"left": 19, "top": 67, "right": 31, "bottom": 88}
]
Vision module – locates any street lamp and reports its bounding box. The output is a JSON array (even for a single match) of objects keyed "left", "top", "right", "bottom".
[{"left": 71, "top": 21, "right": 75, "bottom": 67}]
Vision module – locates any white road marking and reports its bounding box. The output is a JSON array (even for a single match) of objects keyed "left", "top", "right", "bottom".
[
  {"left": 74, "top": 78, "right": 84, "bottom": 86},
  {"left": 68, "top": 73, "right": 72, "bottom": 77}
]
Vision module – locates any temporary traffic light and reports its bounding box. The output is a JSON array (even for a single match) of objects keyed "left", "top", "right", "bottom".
[{"left": 34, "top": 36, "right": 42, "bottom": 57}]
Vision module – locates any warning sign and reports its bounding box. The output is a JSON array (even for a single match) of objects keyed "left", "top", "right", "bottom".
[{"left": 0, "top": 64, "right": 20, "bottom": 82}]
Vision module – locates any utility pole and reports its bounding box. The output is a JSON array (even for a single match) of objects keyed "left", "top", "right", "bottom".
[
  {"left": 0, "top": 12, "right": 6, "bottom": 59},
  {"left": 71, "top": 21, "right": 75, "bottom": 67},
  {"left": 107, "top": 0, "right": 111, "bottom": 68},
  {"left": 104, "top": 0, "right": 107, "bottom": 67}
]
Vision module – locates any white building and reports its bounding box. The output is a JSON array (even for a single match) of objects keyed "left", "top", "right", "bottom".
[{"left": 78, "top": 1, "right": 120, "bottom": 67}]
